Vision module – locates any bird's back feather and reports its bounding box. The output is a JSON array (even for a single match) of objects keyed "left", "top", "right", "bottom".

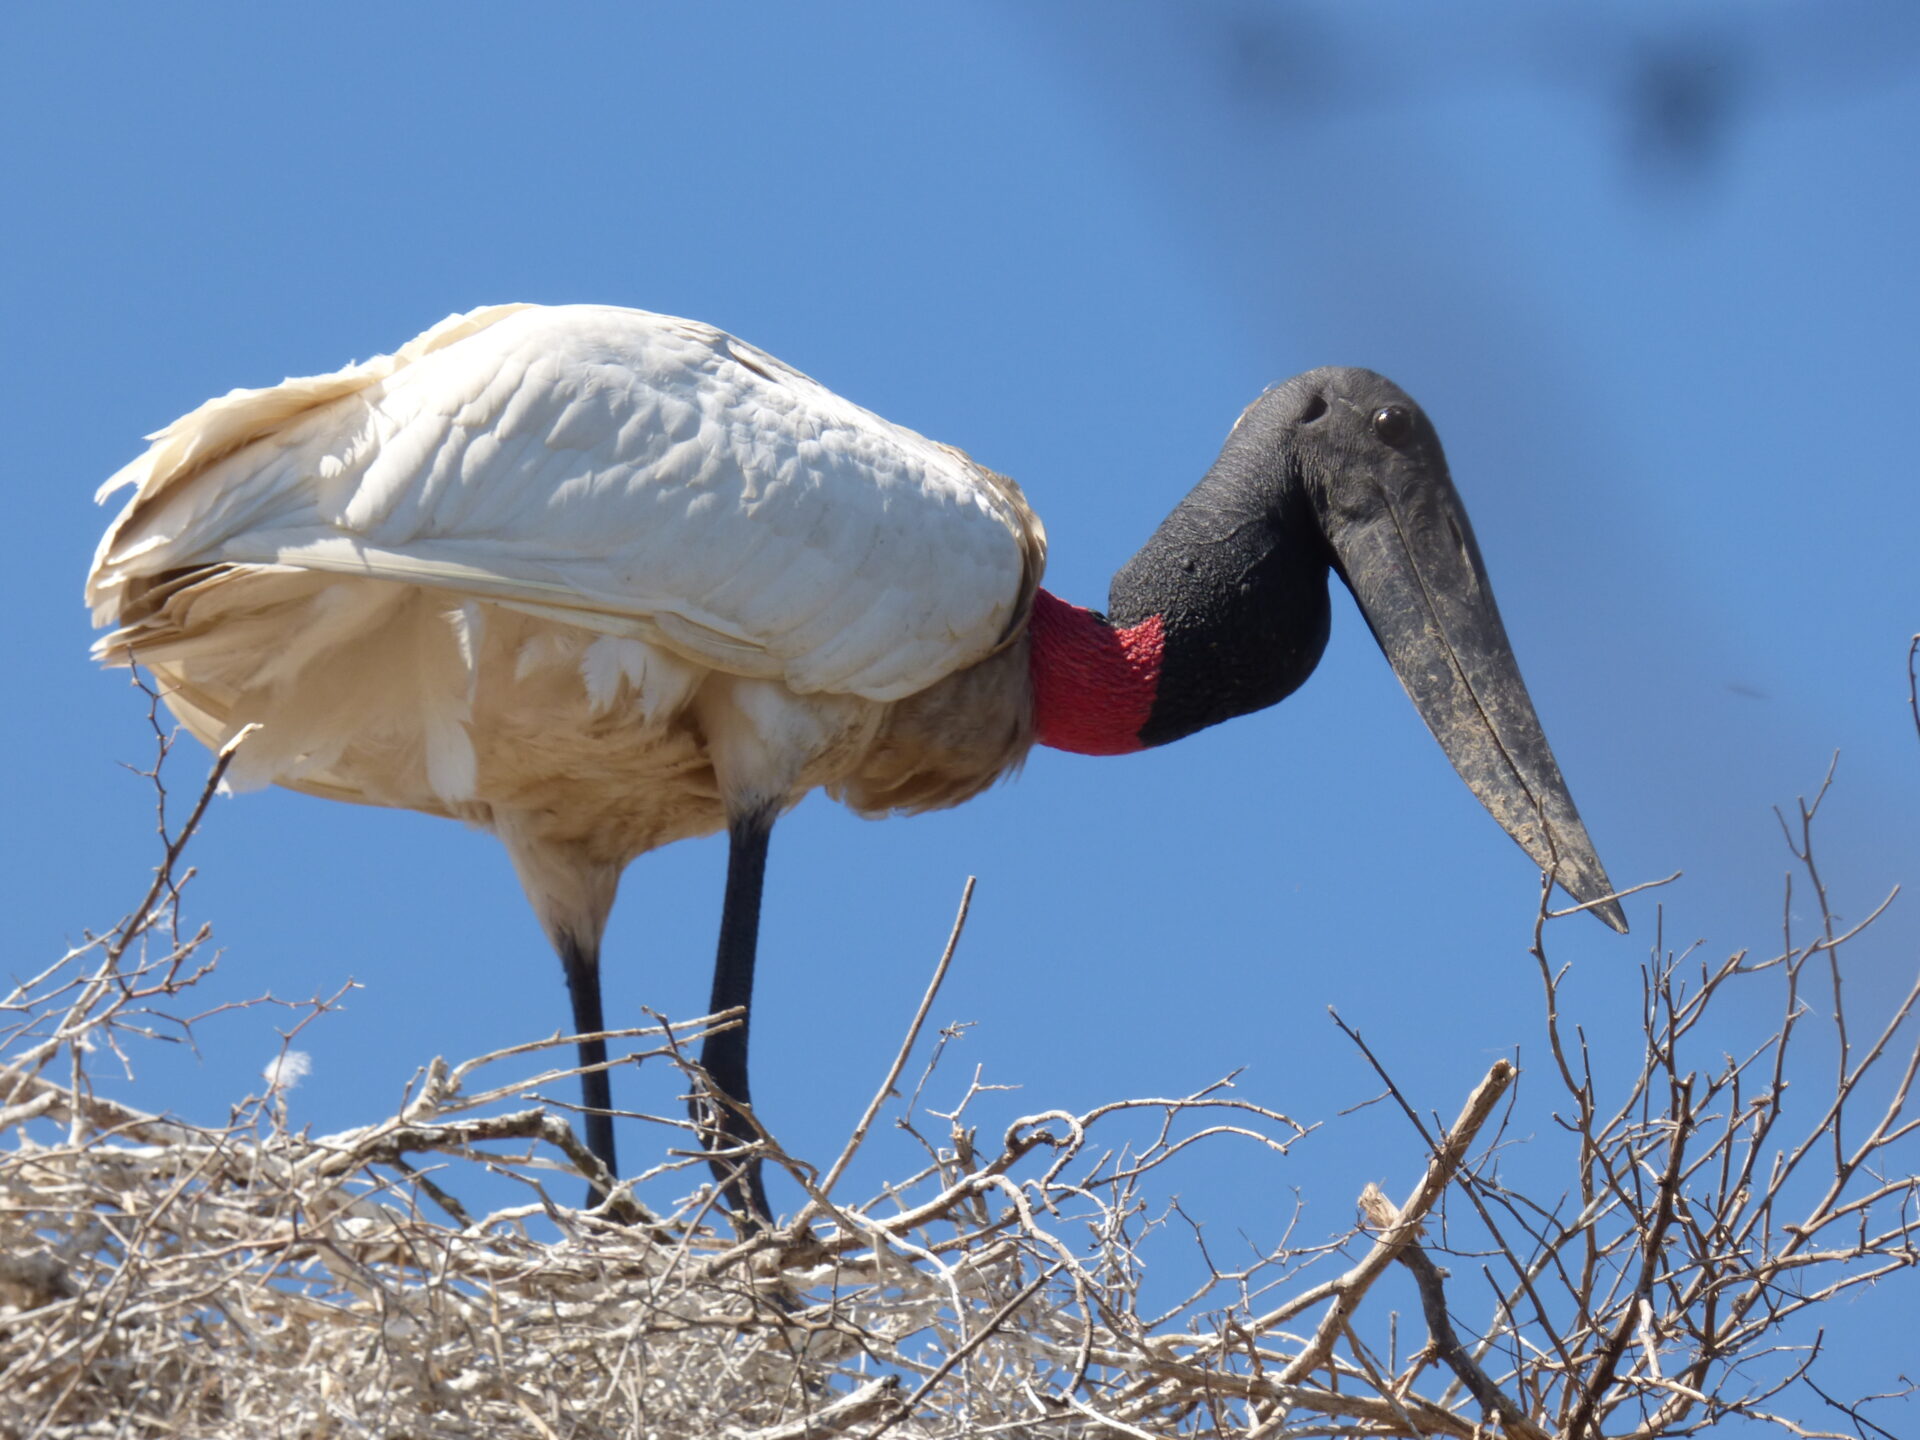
[{"left": 90, "top": 304, "right": 1043, "bottom": 701}]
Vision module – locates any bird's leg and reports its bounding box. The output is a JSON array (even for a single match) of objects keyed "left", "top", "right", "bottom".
[
  {"left": 695, "top": 804, "right": 775, "bottom": 1222},
  {"left": 556, "top": 931, "right": 617, "bottom": 1206}
]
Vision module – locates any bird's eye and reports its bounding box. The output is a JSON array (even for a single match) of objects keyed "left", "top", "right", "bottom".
[
  {"left": 1372, "top": 405, "right": 1413, "bottom": 446},
  {"left": 1298, "top": 394, "right": 1328, "bottom": 424}
]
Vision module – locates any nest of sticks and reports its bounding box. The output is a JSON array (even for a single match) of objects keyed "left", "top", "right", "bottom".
[{"left": 6, "top": 690, "right": 1917, "bottom": 1440}]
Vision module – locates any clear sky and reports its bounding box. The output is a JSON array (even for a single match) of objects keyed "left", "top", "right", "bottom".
[{"left": 5, "top": 2, "right": 1916, "bottom": 1424}]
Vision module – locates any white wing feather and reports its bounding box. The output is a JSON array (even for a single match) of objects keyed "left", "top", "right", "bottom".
[{"left": 89, "top": 304, "right": 1041, "bottom": 702}]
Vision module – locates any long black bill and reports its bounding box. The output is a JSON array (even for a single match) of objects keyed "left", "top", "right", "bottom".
[{"left": 1322, "top": 396, "right": 1627, "bottom": 933}]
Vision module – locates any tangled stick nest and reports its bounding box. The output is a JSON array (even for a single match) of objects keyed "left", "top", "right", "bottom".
[
  {"left": 6, "top": 679, "right": 1917, "bottom": 1439},
  {"left": 0, "top": 1017, "right": 1324, "bottom": 1440}
]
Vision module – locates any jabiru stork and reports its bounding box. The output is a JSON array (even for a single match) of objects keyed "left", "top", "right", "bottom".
[{"left": 86, "top": 303, "right": 1625, "bottom": 1218}]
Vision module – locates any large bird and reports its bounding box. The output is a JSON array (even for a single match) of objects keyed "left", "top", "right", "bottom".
[{"left": 87, "top": 303, "right": 1625, "bottom": 1217}]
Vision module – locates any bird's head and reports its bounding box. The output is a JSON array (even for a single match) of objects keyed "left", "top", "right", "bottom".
[
  {"left": 1111, "top": 367, "right": 1627, "bottom": 932},
  {"left": 1275, "top": 367, "right": 1626, "bottom": 931}
]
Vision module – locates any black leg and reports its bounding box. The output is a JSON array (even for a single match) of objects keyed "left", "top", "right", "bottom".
[
  {"left": 695, "top": 806, "right": 774, "bottom": 1221},
  {"left": 557, "top": 931, "right": 617, "bottom": 1206}
]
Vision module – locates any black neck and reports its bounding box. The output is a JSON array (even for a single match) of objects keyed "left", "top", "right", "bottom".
[{"left": 1106, "top": 407, "right": 1333, "bottom": 748}]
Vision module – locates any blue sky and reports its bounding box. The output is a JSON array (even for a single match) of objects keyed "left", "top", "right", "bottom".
[{"left": 5, "top": 2, "right": 1916, "bottom": 1422}]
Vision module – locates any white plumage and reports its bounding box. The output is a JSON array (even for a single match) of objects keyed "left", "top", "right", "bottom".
[{"left": 89, "top": 304, "right": 1046, "bottom": 959}]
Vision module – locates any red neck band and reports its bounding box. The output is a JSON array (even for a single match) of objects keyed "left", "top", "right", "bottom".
[{"left": 1028, "top": 588, "right": 1165, "bottom": 755}]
